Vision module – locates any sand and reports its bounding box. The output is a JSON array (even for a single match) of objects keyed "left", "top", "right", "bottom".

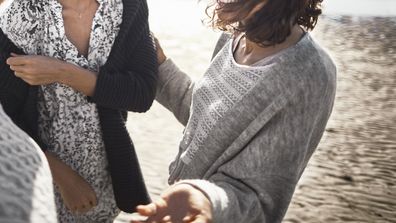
[{"left": 115, "top": 3, "right": 396, "bottom": 223}]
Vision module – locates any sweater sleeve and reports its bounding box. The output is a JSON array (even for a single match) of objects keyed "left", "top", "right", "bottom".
[
  {"left": 92, "top": 2, "right": 158, "bottom": 113},
  {"left": 155, "top": 59, "right": 194, "bottom": 126},
  {"left": 181, "top": 95, "right": 321, "bottom": 223}
]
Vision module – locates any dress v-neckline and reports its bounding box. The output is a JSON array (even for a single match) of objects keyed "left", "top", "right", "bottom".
[{"left": 51, "top": 0, "right": 101, "bottom": 62}]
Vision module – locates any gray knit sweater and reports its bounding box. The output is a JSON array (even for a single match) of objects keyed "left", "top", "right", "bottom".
[
  {"left": 0, "top": 104, "right": 57, "bottom": 223},
  {"left": 156, "top": 33, "right": 336, "bottom": 223}
]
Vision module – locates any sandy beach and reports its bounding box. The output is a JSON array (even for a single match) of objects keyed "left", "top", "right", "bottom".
[{"left": 115, "top": 1, "right": 396, "bottom": 222}]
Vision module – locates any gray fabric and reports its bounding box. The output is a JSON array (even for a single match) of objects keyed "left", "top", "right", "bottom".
[
  {"left": 156, "top": 33, "right": 336, "bottom": 223},
  {"left": 0, "top": 104, "right": 57, "bottom": 223},
  {"left": 211, "top": 32, "right": 232, "bottom": 60}
]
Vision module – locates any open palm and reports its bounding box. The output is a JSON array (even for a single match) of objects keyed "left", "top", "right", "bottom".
[{"left": 132, "top": 183, "right": 213, "bottom": 223}]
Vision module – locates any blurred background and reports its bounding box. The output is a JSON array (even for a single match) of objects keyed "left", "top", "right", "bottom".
[{"left": 115, "top": 0, "right": 396, "bottom": 222}]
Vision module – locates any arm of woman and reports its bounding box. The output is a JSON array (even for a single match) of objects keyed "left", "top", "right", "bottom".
[
  {"left": 6, "top": 53, "right": 97, "bottom": 96},
  {"left": 1, "top": 32, "right": 97, "bottom": 214},
  {"left": 92, "top": 30, "right": 158, "bottom": 112},
  {"left": 134, "top": 128, "right": 303, "bottom": 223},
  {"left": 154, "top": 37, "right": 194, "bottom": 126},
  {"left": 45, "top": 152, "right": 98, "bottom": 214},
  {"left": 153, "top": 32, "right": 232, "bottom": 126},
  {"left": 134, "top": 94, "right": 323, "bottom": 223},
  {"left": 6, "top": 31, "right": 158, "bottom": 112}
]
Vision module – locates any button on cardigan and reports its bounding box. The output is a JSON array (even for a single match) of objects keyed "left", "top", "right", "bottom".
[{"left": 0, "top": 0, "right": 157, "bottom": 213}]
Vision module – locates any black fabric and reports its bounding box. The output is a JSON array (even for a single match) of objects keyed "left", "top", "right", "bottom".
[{"left": 0, "top": 0, "right": 157, "bottom": 213}]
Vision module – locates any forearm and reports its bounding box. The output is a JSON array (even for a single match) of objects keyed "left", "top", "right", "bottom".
[
  {"left": 57, "top": 62, "right": 97, "bottom": 97},
  {"left": 156, "top": 58, "right": 194, "bottom": 126},
  {"left": 45, "top": 151, "right": 75, "bottom": 186},
  {"left": 179, "top": 179, "right": 266, "bottom": 223}
]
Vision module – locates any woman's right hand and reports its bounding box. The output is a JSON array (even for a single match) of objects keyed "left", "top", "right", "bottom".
[
  {"left": 153, "top": 35, "right": 167, "bottom": 65},
  {"left": 45, "top": 152, "right": 98, "bottom": 214}
]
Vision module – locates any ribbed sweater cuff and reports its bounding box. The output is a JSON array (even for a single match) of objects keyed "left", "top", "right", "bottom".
[{"left": 175, "top": 179, "right": 229, "bottom": 223}]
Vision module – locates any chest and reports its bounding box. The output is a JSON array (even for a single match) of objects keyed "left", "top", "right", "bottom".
[{"left": 61, "top": 2, "right": 100, "bottom": 58}]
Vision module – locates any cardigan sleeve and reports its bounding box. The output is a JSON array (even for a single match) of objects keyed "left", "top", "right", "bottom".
[
  {"left": 0, "top": 29, "right": 47, "bottom": 152},
  {"left": 0, "top": 28, "right": 29, "bottom": 126},
  {"left": 91, "top": 1, "right": 158, "bottom": 113}
]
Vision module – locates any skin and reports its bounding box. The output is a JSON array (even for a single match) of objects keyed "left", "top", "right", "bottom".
[
  {"left": 132, "top": 184, "right": 213, "bottom": 223},
  {"left": 136, "top": 1, "right": 304, "bottom": 222},
  {"left": 6, "top": 0, "right": 101, "bottom": 214}
]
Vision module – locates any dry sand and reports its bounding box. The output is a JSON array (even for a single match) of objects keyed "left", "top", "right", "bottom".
[{"left": 116, "top": 7, "right": 396, "bottom": 223}]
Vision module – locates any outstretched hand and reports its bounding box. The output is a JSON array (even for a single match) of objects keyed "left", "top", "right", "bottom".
[{"left": 132, "top": 183, "right": 213, "bottom": 223}]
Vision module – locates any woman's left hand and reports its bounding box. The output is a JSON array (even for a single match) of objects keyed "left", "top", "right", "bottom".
[
  {"left": 132, "top": 183, "right": 213, "bottom": 223},
  {"left": 6, "top": 53, "right": 66, "bottom": 85}
]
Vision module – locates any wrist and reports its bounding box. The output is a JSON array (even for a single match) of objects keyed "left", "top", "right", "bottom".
[
  {"left": 56, "top": 61, "right": 73, "bottom": 84},
  {"left": 45, "top": 151, "right": 74, "bottom": 186}
]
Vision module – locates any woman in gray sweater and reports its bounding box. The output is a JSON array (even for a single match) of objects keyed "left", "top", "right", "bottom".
[{"left": 134, "top": 0, "right": 336, "bottom": 222}]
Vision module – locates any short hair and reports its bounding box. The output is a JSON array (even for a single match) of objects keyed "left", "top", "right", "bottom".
[{"left": 206, "top": 0, "right": 322, "bottom": 46}]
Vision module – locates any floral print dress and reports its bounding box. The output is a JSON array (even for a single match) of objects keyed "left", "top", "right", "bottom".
[{"left": 0, "top": 0, "right": 123, "bottom": 222}]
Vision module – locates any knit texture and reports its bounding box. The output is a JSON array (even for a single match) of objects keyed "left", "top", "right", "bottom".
[
  {"left": 0, "top": 0, "right": 157, "bottom": 213},
  {"left": 180, "top": 35, "right": 266, "bottom": 164},
  {"left": 0, "top": 103, "right": 57, "bottom": 223},
  {"left": 156, "top": 33, "right": 337, "bottom": 222}
]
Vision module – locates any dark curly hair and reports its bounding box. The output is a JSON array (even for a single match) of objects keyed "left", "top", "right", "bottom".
[{"left": 206, "top": 0, "right": 322, "bottom": 46}]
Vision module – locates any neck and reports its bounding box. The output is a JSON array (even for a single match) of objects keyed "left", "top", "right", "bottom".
[
  {"left": 235, "top": 25, "right": 304, "bottom": 65},
  {"left": 247, "top": 25, "right": 303, "bottom": 52}
]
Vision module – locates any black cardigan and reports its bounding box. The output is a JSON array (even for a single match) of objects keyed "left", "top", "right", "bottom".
[{"left": 0, "top": 0, "right": 157, "bottom": 213}]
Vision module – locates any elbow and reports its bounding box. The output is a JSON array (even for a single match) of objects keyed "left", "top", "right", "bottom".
[
  {"left": 130, "top": 93, "right": 154, "bottom": 113},
  {"left": 132, "top": 100, "right": 153, "bottom": 113},
  {"left": 127, "top": 75, "right": 157, "bottom": 113}
]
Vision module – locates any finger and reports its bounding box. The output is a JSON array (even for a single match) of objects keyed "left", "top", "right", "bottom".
[
  {"left": 10, "top": 52, "right": 24, "bottom": 57},
  {"left": 14, "top": 73, "right": 34, "bottom": 84},
  {"left": 9, "top": 65, "right": 26, "bottom": 73},
  {"left": 14, "top": 71, "right": 28, "bottom": 78},
  {"left": 182, "top": 215, "right": 195, "bottom": 222},
  {"left": 190, "top": 215, "right": 210, "bottom": 223},
  {"left": 130, "top": 214, "right": 149, "bottom": 223},
  {"left": 6, "top": 57, "right": 28, "bottom": 66},
  {"left": 136, "top": 203, "right": 157, "bottom": 216}
]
